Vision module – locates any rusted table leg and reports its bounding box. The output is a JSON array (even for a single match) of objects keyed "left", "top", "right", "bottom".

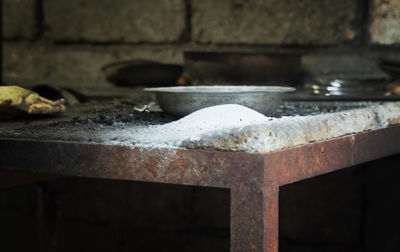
[
  {"left": 263, "top": 184, "right": 279, "bottom": 252},
  {"left": 231, "top": 186, "right": 264, "bottom": 251},
  {"left": 230, "top": 184, "right": 279, "bottom": 252}
]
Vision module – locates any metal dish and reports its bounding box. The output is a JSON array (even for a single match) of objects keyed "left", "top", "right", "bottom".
[
  {"left": 144, "top": 86, "right": 295, "bottom": 117},
  {"left": 304, "top": 74, "right": 389, "bottom": 96},
  {"left": 102, "top": 60, "right": 183, "bottom": 86}
]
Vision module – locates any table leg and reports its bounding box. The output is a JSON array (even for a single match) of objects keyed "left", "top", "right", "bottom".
[{"left": 231, "top": 184, "right": 279, "bottom": 252}]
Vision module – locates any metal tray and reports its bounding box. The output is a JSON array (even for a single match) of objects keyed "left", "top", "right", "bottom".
[{"left": 144, "top": 86, "right": 295, "bottom": 117}]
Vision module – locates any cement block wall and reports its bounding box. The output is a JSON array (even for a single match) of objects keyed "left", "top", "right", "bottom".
[{"left": 2, "top": 0, "right": 400, "bottom": 93}]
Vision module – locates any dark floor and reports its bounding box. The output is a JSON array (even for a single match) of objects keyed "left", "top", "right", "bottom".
[{"left": 0, "top": 154, "right": 399, "bottom": 252}]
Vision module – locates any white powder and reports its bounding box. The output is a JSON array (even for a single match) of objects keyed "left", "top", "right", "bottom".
[
  {"left": 161, "top": 104, "right": 269, "bottom": 140},
  {"left": 105, "top": 104, "right": 270, "bottom": 148}
]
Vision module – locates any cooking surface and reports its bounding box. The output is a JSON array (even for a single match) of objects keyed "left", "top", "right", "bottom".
[
  {"left": 1, "top": 99, "right": 399, "bottom": 153},
  {"left": 0, "top": 100, "right": 376, "bottom": 140}
]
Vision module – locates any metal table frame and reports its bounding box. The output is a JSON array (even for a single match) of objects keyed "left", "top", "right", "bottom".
[{"left": 1, "top": 125, "right": 400, "bottom": 252}]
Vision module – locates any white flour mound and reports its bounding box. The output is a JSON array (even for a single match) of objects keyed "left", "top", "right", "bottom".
[
  {"left": 107, "top": 104, "right": 270, "bottom": 148},
  {"left": 166, "top": 104, "right": 268, "bottom": 136}
]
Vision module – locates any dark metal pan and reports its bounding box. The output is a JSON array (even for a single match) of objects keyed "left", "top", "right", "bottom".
[{"left": 102, "top": 60, "right": 183, "bottom": 86}]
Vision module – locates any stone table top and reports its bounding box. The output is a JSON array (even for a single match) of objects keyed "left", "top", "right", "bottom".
[{"left": 1, "top": 100, "right": 399, "bottom": 153}]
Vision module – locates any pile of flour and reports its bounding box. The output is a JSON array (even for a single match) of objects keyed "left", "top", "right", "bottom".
[{"left": 105, "top": 104, "right": 270, "bottom": 148}]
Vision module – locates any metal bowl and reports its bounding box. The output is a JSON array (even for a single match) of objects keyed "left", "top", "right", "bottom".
[{"left": 144, "top": 86, "right": 295, "bottom": 117}]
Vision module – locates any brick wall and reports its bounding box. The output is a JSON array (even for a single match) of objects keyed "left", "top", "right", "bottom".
[{"left": 2, "top": 0, "right": 400, "bottom": 93}]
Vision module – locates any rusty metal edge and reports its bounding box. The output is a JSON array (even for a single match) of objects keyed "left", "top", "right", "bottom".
[
  {"left": 0, "top": 137, "right": 265, "bottom": 189},
  {"left": 263, "top": 125, "right": 400, "bottom": 186}
]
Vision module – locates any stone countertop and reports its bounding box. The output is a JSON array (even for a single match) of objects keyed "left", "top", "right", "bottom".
[
  {"left": 187, "top": 102, "right": 400, "bottom": 152},
  {"left": 1, "top": 100, "right": 399, "bottom": 153}
]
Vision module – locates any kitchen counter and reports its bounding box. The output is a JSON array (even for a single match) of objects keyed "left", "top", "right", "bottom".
[{"left": 1, "top": 100, "right": 400, "bottom": 252}]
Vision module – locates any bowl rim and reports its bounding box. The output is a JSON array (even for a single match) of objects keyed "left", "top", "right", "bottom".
[{"left": 144, "top": 85, "right": 296, "bottom": 94}]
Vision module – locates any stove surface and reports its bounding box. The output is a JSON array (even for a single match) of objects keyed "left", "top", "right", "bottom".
[{"left": 1, "top": 100, "right": 399, "bottom": 153}]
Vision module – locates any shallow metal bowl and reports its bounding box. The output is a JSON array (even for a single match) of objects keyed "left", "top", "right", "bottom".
[{"left": 144, "top": 86, "right": 295, "bottom": 117}]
